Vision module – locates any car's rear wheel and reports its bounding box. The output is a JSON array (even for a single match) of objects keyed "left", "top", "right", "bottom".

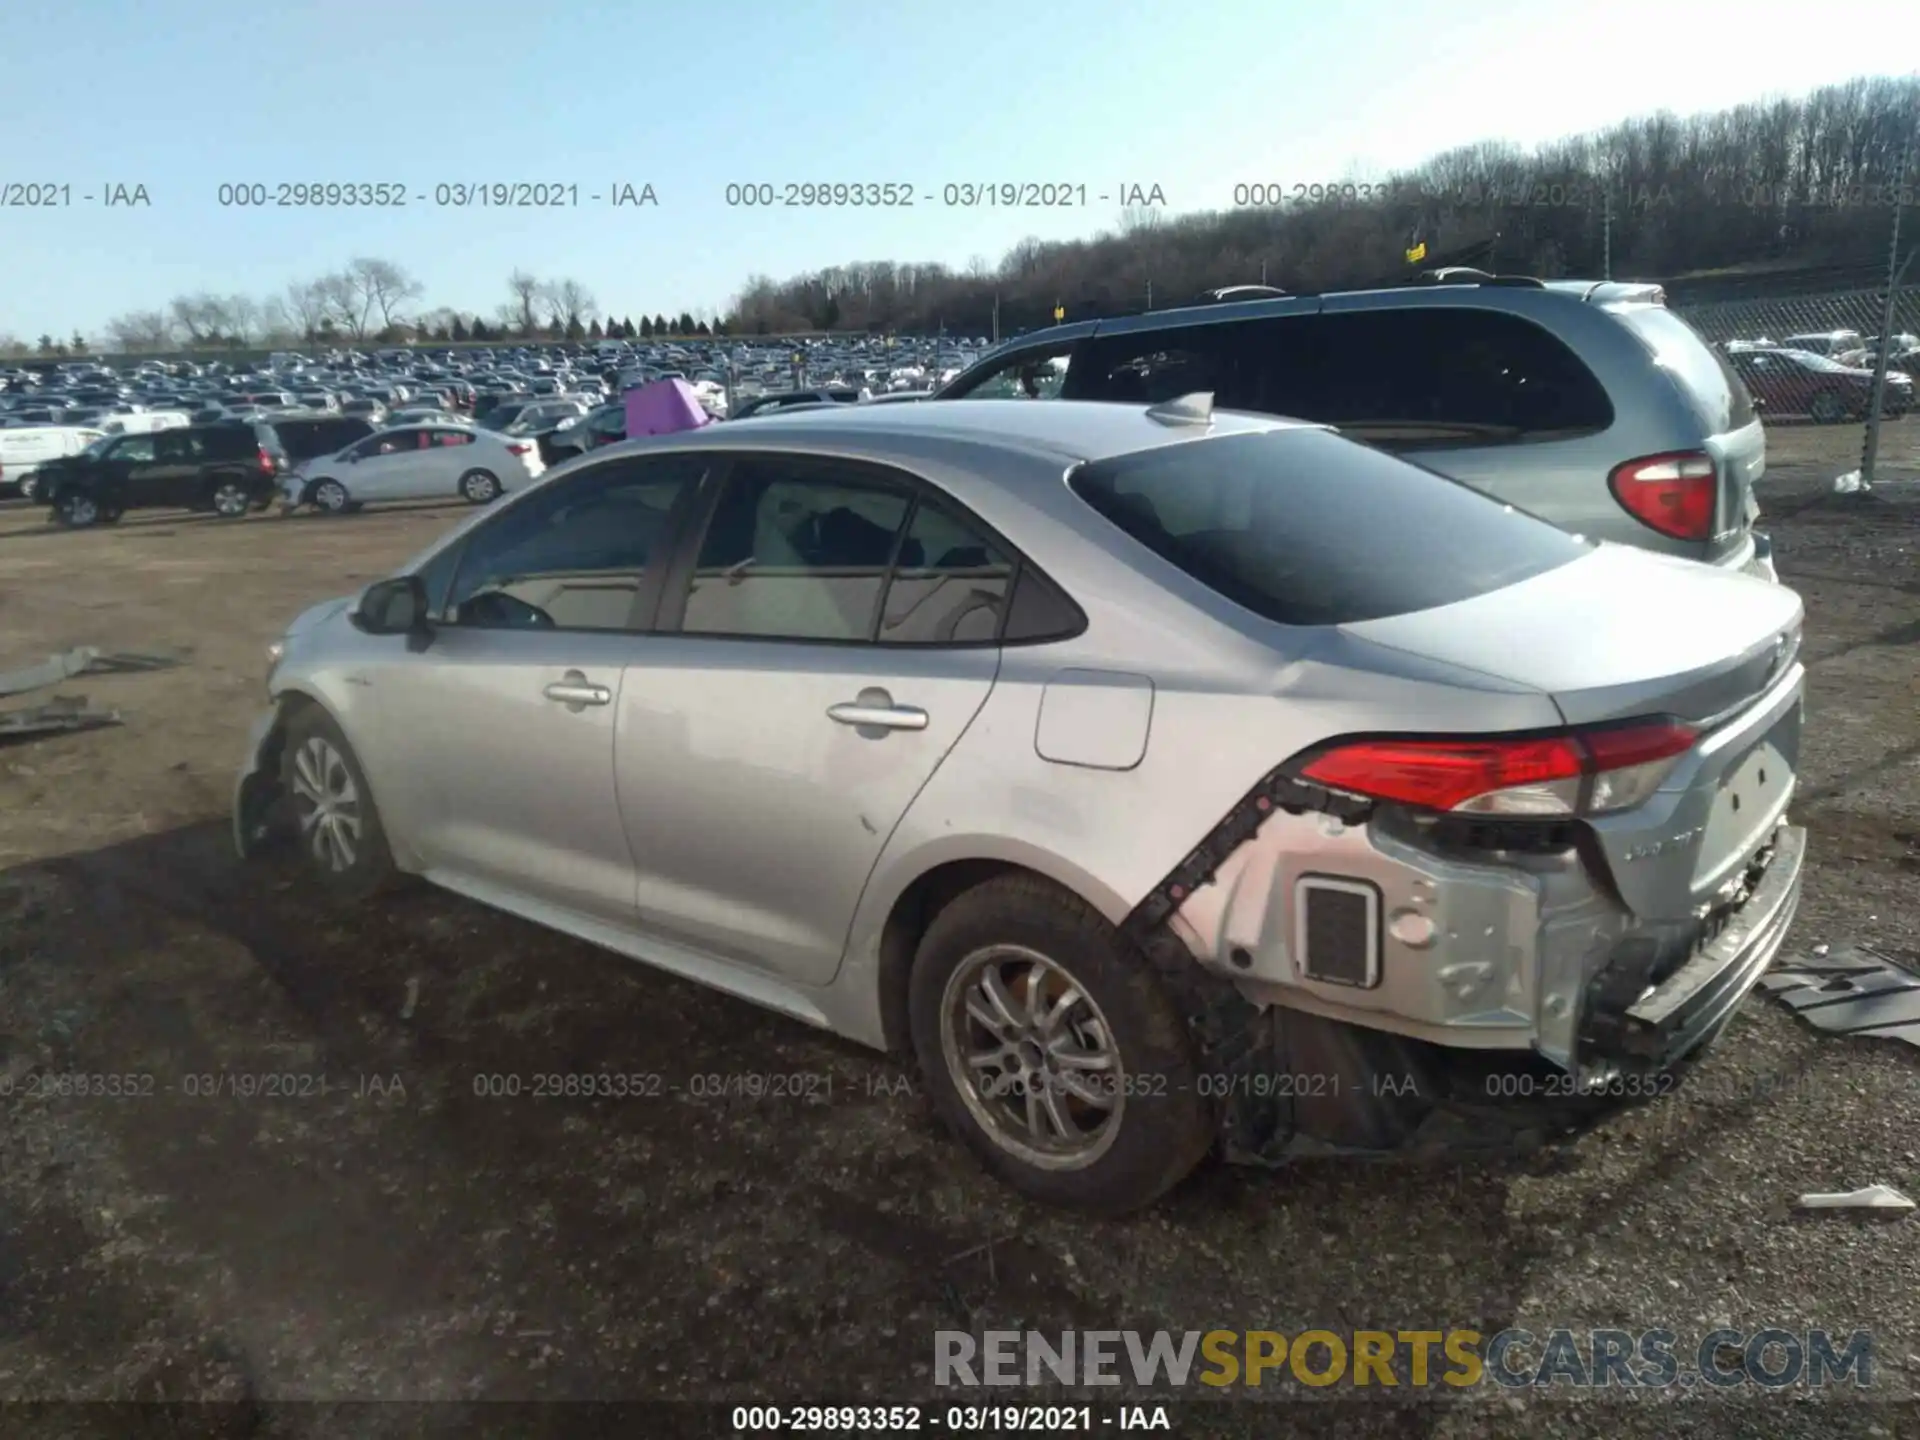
[
  {"left": 209, "top": 479, "right": 252, "bottom": 517},
  {"left": 17, "top": 475, "right": 40, "bottom": 504},
  {"left": 459, "top": 468, "right": 502, "bottom": 503},
  {"left": 1810, "top": 390, "right": 1846, "bottom": 423},
  {"left": 310, "top": 478, "right": 350, "bottom": 514},
  {"left": 53, "top": 492, "right": 100, "bottom": 528},
  {"left": 279, "top": 705, "right": 396, "bottom": 900},
  {"left": 908, "top": 874, "right": 1213, "bottom": 1214}
]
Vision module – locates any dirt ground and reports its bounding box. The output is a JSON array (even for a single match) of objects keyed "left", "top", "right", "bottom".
[{"left": 0, "top": 418, "right": 1916, "bottom": 1440}]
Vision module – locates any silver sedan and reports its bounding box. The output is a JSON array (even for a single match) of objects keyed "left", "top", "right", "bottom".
[{"left": 235, "top": 397, "right": 1807, "bottom": 1213}]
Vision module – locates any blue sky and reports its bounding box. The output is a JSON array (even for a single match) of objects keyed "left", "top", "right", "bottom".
[{"left": 1, "top": 0, "right": 1913, "bottom": 338}]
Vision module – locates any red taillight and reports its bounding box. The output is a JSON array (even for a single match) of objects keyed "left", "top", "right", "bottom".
[
  {"left": 1608, "top": 450, "right": 1716, "bottom": 541},
  {"left": 1298, "top": 718, "right": 1699, "bottom": 817},
  {"left": 257, "top": 445, "right": 274, "bottom": 475},
  {"left": 506, "top": 442, "right": 531, "bottom": 455}
]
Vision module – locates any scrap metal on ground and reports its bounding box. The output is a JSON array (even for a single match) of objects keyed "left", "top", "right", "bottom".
[{"left": 1761, "top": 943, "right": 1920, "bottom": 1045}]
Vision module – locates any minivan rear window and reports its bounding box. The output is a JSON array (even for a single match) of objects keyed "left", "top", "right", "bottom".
[
  {"left": 1068, "top": 429, "right": 1590, "bottom": 626},
  {"left": 1615, "top": 306, "right": 1755, "bottom": 433}
]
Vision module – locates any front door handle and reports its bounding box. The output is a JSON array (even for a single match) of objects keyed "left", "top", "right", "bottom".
[
  {"left": 827, "top": 700, "right": 928, "bottom": 731},
  {"left": 544, "top": 670, "right": 611, "bottom": 709}
]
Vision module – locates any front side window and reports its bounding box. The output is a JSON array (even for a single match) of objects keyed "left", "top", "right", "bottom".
[
  {"left": 111, "top": 435, "right": 157, "bottom": 463},
  {"left": 1061, "top": 325, "right": 1236, "bottom": 405},
  {"left": 944, "top": 344, "right": 1074, "bottom": 399},
  {"left": 445, "top": 453, "right": 707, "bottom": 631},
  {"left": 1069, "top": 428, "right": 1589, "bottom": 627},
  {"left": 680, "top": 458, "right": 913, "bottom": 642}
]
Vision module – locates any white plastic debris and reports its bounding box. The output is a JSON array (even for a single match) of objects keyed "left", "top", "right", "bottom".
[
  {"left": 1832, "top": 470, "right": 1871, "bottom": 495},
  {"left": 1795, "top": 1185, "right": 1915, "bottom": 1212}
]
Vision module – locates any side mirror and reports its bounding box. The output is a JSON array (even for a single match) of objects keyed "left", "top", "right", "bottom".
[{"left": 354, "top": 575, "right": 429, "bottom": 637}]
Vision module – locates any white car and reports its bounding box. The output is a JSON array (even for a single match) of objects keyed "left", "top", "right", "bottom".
[
  {"left": 0, "top": 425, "right": 105, "bottom": 500},
  {"left": 285, "top": 423, "right": 545, "bottom": 514}
]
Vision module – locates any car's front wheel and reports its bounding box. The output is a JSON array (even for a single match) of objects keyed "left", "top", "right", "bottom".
[
  {"left": 459, "top": 468, "right": 502, "bottom": 503},
  {"left": 279, "top": 704, "right": 397, "bottom": 900},
  {"left": 908, "top": 875, "right": 1213, "bottom": 1214},
  {"left": 1810, "top": 390, "right": 1847, "bottom": 424},
  {"left": 52, "top": 492, "right": 101, "bottom": 528},
  {"left": 309, "top": 478, "right": 351, "bottom": 515}
]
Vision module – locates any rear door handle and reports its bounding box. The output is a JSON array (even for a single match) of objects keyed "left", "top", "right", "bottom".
[
  {"left": 544, "top": 670, "right": 611, "bottom": 708},
  {"left": 827, "top": 701, "right": 928, "bottom": 731}
]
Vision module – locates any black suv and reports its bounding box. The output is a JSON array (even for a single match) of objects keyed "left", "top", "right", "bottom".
[
  {"left": 39, "top": 422, "right": 287, "bottom": 528},
  {"left": 267, "top": 413, "right": 376, "bottom": 467}
]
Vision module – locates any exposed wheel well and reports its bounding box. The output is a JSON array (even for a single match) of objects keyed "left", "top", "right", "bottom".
[{"left": 876, "top": 859, "right": 1095, "bottom": 1055}]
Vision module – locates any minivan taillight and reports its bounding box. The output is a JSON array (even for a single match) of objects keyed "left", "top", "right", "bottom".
[
  {"left": 1296, "top": 719, "right": 1699, "bottom": 818},
  {"left": 1608, "top": 450, "right": 1716, "bottom": 541},
  {"left": 257, "top": 446, "right": 275, "bottom": 475}
]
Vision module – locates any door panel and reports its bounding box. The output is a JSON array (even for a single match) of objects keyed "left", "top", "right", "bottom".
[
  {"left": 372, "top": 627, "right": 642, "bottom": 921},
  {"left": 615, "top": 641, "right": 997, "bottom": 984}
]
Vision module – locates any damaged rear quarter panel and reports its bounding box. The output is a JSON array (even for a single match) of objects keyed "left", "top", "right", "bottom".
[{"left": 839, "top": 626, "right": 1568, "bottom": 1012}]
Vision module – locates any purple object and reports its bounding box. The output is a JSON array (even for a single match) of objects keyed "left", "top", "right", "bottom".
[{"left": 624, "top": 377, "right": 713, "bottom": 436}]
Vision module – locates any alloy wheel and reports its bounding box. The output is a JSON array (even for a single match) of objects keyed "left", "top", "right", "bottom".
[
  {"left": 939, "top": 943, "right": 1126, "bottom": 1170},
  {"left": 289, "top": 735, "right": 362, "bottom": 873}
]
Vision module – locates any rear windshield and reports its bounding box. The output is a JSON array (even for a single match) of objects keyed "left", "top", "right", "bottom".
[
  {"left": 1616, "top": 306, "right": 1755, "bottom": 433},
  {"left": 1068, "top": 428, "right": 1590, "bottom": 626}
]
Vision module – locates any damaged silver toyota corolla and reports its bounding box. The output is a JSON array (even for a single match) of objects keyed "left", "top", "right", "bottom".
[{"left": 233, "top": 397, "right": 1807, "bottom": 1214}]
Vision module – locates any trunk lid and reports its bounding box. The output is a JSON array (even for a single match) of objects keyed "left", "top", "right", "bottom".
[
  {"left": 1343, "top": 545, "right": 1806, "bottom": 920},
  {"left": 1339, "top": 543, "right": 1803, "bottom": 729}
]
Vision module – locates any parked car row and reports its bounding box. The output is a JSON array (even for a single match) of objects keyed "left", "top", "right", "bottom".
[{"left": 1718, "top": 342, "right": 1914, "bottom": 422}]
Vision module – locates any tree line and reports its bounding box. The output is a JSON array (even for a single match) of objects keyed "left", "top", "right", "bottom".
[{"left": 4, "top": 73, "right": 1915, "bottom": 359}]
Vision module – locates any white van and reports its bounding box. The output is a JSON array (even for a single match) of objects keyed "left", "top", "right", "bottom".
[
  {"left": 0, "top": 426, "right": 104, "bottom": 500},
  {"left": 101, "top": 409, "right": 191, "bottom": 436}
]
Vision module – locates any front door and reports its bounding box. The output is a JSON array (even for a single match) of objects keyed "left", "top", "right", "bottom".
[
  {"left": 370, "top": 450, "right": 710, "bottom": 922},
  {"left": 615, "top": 454, "right": 1010, "bottom": 985}
]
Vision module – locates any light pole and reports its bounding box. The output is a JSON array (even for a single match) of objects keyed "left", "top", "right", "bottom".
[{"left": 1860, "top": 135, "right": 1914, "bottom": 491}]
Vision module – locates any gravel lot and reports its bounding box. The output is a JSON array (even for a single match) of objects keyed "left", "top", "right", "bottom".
[{"left": 0, "top": 420, "right": 1915, "bottom": 1439}]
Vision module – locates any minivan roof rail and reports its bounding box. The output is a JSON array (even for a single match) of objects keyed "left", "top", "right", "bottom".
[
  {"left": 1409, "top": 268, "right": 1546, "bottom": 288},
  {"left": 1193, "top": 285, "right": 1290, "bottom": 304}
]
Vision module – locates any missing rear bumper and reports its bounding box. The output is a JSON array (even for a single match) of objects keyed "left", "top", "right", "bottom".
[{"left": 1579, "top": 823, "right": 1805, "bottom": 1072}]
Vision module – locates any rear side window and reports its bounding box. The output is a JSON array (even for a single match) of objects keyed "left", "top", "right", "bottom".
[
  {"left": 1068, "top": 429, "right": 1590, "bottom": 626},
  {"left": 1220, "top": 309, "right": 1614, "bottom": 445},
  {"left": 1063, "top": 325, "right": 1235, "bottom": 405},
  {"left": 1615, "top": 306, "right": 1755, "bottom": 433}
]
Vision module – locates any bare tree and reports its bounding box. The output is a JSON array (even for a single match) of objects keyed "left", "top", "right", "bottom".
[
  {"left": 345, "top": 257, "right": 423, "bottom": 332},
  {"left": 552, "top": 277, "right": 596, "bottom": 327},
  {"left": 226, "top": 294, "right": 262, "bottom": 345},
  {"left": 266, "top": 278, "right": 330, "bottom": 342},
  {"left": 103, "top": 311, "right": 174, "bottom": 352},
  {"left": 315, "top": 270, "right": 376, "bottom": 340},
  {"left": 506, "top": 270, "right": 542, "bottom": 333}
]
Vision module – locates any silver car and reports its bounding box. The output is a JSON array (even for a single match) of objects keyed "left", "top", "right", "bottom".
[{"left": 235, "top": 398, "right": 1807, "bottom": 1213}]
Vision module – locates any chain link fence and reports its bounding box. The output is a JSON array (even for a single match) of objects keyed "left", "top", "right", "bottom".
[{"left": 1672, "top": 285, "right": 1920, "bottom": 490}]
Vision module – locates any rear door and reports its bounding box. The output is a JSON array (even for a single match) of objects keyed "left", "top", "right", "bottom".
[
  {"left": 148, "top": 429, "right": 203, "bottom": 506},
  {"left": 613, "top": 453, "right": 1005, "bottom": 985}
]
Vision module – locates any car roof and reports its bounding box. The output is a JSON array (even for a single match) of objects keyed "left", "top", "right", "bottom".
[{"left": 632, "top": 397, "right": 1306, "bottom": 466}]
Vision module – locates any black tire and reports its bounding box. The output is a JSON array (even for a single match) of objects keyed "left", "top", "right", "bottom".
[
  {"left": 278, "top": 704, "right": 398, "bottom": 901},
  {"left": 53, "top": 491, "right": 101, "bottom": 528},
  {"left": 208, "top": 478, "right": 253, "bottom": 518},
  {"left": 459, "top": 468, "right": 502, "bottom": 503},
  {"left": 17, "top": 474, "right": 40, "bottom": 504},
  {"left": 907, "top": 874, "right": 1212, "bottom": 1214},
  {"left": 1809, "top": 390, "right": 1846, "bottom": 424},
  {"left": 309, "top": 478, "right": 350, "bottom": 514}
]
